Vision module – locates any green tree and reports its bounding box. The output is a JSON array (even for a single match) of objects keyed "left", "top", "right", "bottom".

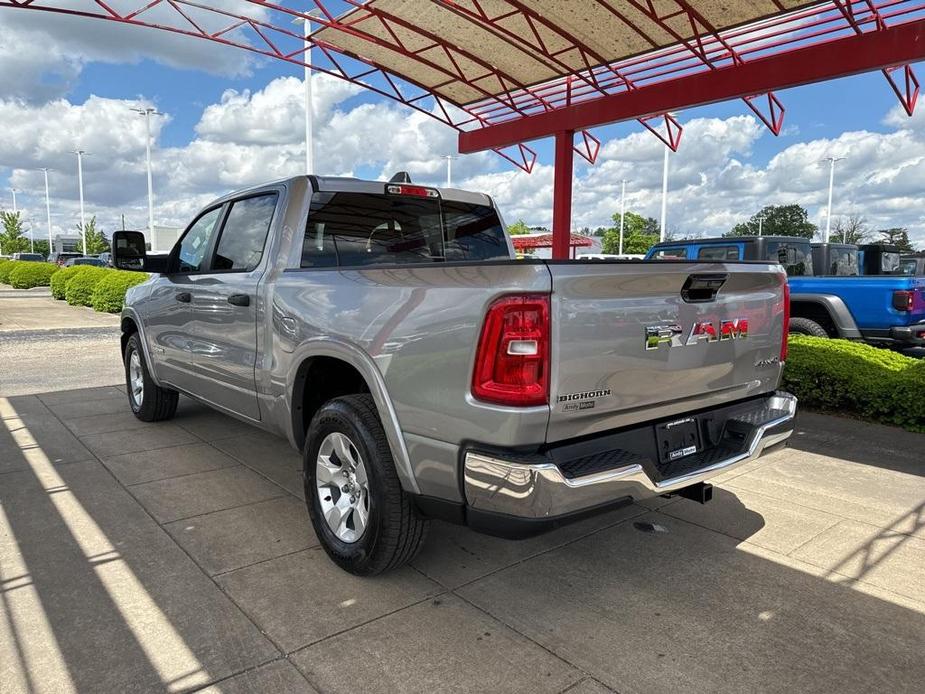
[
  {"left": 76, "top": 216, "right": 111, "bottom": 255},
  {"left": 833, "top": 214, "right": 871, "bottom": 245},
  {"left": 506, "top": 219, "right": 531, "bottom": 236},
  {"left": 727, "top": 205, "right": 816, "bottom": 238},
  {"left": 0, "top": 211, "right": 29, "bottom": 255},
  {"left": 601, "top": 211, "right": 660, "bottom": 255},
  {"left": 32, "top": 239, "right": 50, "bottom": 259},
  {"left": 876, "top": 227, "right": 915, "bottom": 253}
]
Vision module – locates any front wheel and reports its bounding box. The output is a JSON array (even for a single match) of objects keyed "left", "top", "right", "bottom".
[
  {"left": 123, "top": 333, "right": 179, "bottom": 422},
  {"left": 304, "top": 394, "right": 427, "bottom": 576}
]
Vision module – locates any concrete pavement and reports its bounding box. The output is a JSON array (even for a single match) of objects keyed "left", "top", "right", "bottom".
[
  {"left": 1, "top": 386, "right": 923, "bottom": 694},
  {"left": 1, "top": 297, "right": 923, "bottom": 692},
  {"left": 0, "top": 289, "right": 122, "bottom": 395}
]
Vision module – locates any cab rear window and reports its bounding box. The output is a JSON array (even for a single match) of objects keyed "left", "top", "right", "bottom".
[
  {"left": 651, "top": 247, "right": 687, "bottom": 259},
  {"left": 300, "top": 192, "right": 509, "bottom": 268},
  {"left": 697, "top": 245, "right": 740, "bottom": 261}
]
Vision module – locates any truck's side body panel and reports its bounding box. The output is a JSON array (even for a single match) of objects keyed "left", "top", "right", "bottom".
[{"left": 788, "top": 275, "right": 925, "bottom": 331}]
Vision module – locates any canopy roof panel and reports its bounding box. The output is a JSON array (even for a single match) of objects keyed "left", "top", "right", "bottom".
[{"left": 315, "top": 0, "right": 816, "bottom": 109}]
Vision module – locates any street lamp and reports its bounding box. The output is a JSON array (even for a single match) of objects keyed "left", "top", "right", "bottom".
[
  {"left": 659, "top": 145, "right": 670, "bottom": 243},
  {"left": 73, "top": 149, "right": 88, "bottom": 255},
  {"left": 131, "top": 107, "right": 162, "bottom": 241},
  {"left": 40, "top": 168, "right": 53, "bottom": 256},
  {"left": 821, "top": 156, "right": 845, "bottom": 243},
  {"left": 756, "top": 213, "right": 766, "bottom": 237},
  {"left": 618, "top": 178, "right": 627, "bottom": 255},
  {"left": 442, "top": 155, "right": 457, "bottom": 187},
  {"left": 10, "top": 188, "right": 18, "bottom": 212},
  {"left": 293, "top": 9, "right": 324, "bottom": 175}
]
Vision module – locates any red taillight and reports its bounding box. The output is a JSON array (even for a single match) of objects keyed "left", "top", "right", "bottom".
[
  {"left": 472, "top": 295, "right": 550, "bottom": 407},
  {"left": 386, "top": 184, "right": 438, "bottom": 198},
  {"left": 893, "top": 290, "right": 914, "bottom": 312},
  {"left": 780, "top": 275, "right": 790, "bottom": 362}
]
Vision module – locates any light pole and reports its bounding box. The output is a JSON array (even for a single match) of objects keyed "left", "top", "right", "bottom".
[
  {"left": 293, "top": 9, "right": 324, "bottom": 174},
  {"left": 821, "top": 156, "right": 845, "bottom": 243},
  {"left": 442, "top": 155, "right": 458, "bottom": 187},
  {"left": 10, "top": 188, "right": 17, "bottom": 212},
  {"left": 73, "top": 149, "right": 87, "bottom": 255},
  {"left": 757, "top": 213, "right": 765, "bottom": 237},
  {"left": 40, "top": 168, "right": 53, "bottom": 256},
  {"left": 659, "top": 144, "right": 670, "bottom": 242},
  {"left": 618, "top": 178, "right": 627, "bottom": 255},
  {"left": 131, "top": 107, "right": 161, "bottom": 241}
]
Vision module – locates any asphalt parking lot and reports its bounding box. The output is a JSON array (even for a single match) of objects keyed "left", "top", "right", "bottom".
[{"left": 1, "top": 302, "right": 924, "bottom": 693}]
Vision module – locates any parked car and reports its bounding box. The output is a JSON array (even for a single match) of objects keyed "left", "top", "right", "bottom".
[
  {"left": 859, "top": 243, "right": 902, "bottom": 275},
  {"left": 647, "top": 237, "right": 925, "bottom": 347},
  {"left": 98, "top": 251, "right": 113, "bottom": 267},
  {"left": 811, "top": 242, "right": 859, "bottom": 276},
  {"left": 64, "top": 257, "right": 107, "bottom": 268},
  {"left": 900, "top": 255, "right": 925, "bottom": 276},
  {"left": 49, "top": 251, "right": 83, "bottom": 266},
  {"left": 113, "top": 175, "right": 796, "bottom": 575},
  {"left": 11, "top": 252, "right": 45, "bottom": 262}
]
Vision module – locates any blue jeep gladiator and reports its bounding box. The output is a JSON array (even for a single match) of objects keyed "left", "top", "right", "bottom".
[{"left": 647, "top": 236, "right": 925, "bottom": 348}]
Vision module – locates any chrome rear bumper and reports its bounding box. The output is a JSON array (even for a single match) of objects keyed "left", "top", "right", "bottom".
[{"left": 464, "top": 392, "right": 797, "bottom": 520}]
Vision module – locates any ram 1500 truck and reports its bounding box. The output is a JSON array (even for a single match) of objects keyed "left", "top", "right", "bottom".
[
  {"left": 113, "top": 176, "right": 796, "bottom": 575},
  {"left": 648, "top": 237, "right": 925, "bottom": 348}
]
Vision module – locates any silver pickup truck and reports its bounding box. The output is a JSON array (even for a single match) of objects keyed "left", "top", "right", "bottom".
[{"left": 113, "top": 175, "right": 796, "bottom": 575}]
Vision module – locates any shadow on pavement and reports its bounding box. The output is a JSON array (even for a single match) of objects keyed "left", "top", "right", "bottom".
[{"left": 1, "top": 388, "right": 924, "bottom": 693}]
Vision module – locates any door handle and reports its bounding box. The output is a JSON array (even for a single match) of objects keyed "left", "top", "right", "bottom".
[
  {"left": 227, "top": 293, "right": 250, "bottom": 307},
  {"left": 176, "top": 292, "right": 192, "bottom": 303}
]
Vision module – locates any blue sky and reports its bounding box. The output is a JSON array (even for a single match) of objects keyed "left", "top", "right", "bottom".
[{"left": 0, "top": 9, "right": 923, "bottom": 245}]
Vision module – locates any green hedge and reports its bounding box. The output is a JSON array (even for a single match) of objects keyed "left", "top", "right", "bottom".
[
  {"left": 91, "top": 270, "right": 148, "bottom": 313},
  {"left": 65, "top": 267, "right": 108, "bottom": 307},
  {"left": 9, "top": 262, "right": 58, "bottom": 289},
  {"left": 782, "top": 335, "right": 925, "bottom": 432},
  {"left": 0, "top": 260, "right": 20, "bottom": 284},
  {"left": 51, "top": 265, "right": 97, "bottom": 300}
]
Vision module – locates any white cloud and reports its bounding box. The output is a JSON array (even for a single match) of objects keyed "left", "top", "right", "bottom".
[{"left": 2, "top": 74, "right": 925, "bottom": 249}]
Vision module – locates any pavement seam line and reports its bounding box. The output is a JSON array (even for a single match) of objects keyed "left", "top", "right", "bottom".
[
  {"left": 150, "top": 488, "right": 291, "bottom": 525},
  {"left": 452, "top": 590, "right": 591, "bottom": 688},
  {"left": 207, "top": 543, "right": 321, "bottom": 579},
  {"left": 43, "top": 394, "right": 289, "bottom": 664},
  {"left": 444, "top": 504, "right": 650, "bottom": 593}
]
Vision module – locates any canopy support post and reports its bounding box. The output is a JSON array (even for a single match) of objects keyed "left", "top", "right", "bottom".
[{"left": 552, "top": 130, "right": 574, "bottom": 260}]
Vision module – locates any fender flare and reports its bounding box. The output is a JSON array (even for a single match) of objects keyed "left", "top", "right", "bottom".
[
  {"left": 789, "top": 293, "right": 861, "bottom": 338},
  {"left": 119, "top": 307, "right": 163, "bottom": 387},
  {"left": 286, "top": 338, "right": 421, "bottom": 495}
]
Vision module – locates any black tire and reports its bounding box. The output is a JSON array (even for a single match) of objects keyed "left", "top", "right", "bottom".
[
  {"left": 304, "top": 394, "right": 428, "bottom": 576},
  {"left": 123, "top": 333, "right": 179, "bottom": 422},
  {"left": 789, "top": 317, "right": 829, "bottom": 337}
]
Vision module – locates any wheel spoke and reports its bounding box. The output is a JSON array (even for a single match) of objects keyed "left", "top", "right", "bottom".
[
  {"left": 315, "top": 457, "right": 339, "bottom": 485},
  {"left": 333, "top": 434, "right": 356, "bottom": 468}
]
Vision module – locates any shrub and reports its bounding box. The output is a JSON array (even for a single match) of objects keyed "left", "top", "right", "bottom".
[
  {"left": 51, "top": 264, "right": 97, "bottom": 300},
  {"left": 91, "top": 270, "right": 148, "bottom": 313},
  {"left": 782, "top": 335, "right": 925, "bottom": 432},
  {"left": 65, "top": 267, "right": 108, "bottom": 307},
  {"left": 9, "top": 262, "right": 58, "bottom": 289},
  {"left": 0, "top": 260, "right": 20, "bottom": 284}
]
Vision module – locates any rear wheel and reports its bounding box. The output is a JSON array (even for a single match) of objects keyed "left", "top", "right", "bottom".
[
  {"left": 304, "top": 394, "right": 427, "bottom": 576},
  {"left": 789, "top": 317, "right": 829, "bottom": 337},
  {"left": 123, "top": 333, "right": 179, "bottom": 421}
]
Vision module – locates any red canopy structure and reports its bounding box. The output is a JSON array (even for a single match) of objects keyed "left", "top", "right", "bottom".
[{"left": 2, "top": 0, "right": 924, "bottom": 258}]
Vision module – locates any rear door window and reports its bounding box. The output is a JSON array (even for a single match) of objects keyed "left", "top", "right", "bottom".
[
  {"left": 651, "top": 247, "right": 688, "bottom": 260},
  {"left": 697, "top": 245, "right": 740, "bottom": 261},
  {"left": 768, "top": 242, "right": 813, "bottom": 276}
]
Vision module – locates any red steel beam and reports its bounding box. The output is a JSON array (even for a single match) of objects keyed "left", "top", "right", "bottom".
[
  {"left": 552, "top": 130, "right": 575, "bottom": 260},
  {"left": 459, "top": 17, "right": 925, "bottom": 153}
]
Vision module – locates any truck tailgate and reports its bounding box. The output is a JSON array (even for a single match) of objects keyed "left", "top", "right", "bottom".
[{"left": 546, "top": 261, "right": 786, "bottom": 443}]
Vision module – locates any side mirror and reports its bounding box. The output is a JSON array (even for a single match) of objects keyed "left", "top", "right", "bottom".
[{"left": 113, "top": 231, "right": 147, "bottom": 271}]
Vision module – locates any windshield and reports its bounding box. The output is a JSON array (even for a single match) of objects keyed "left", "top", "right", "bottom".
[{"left": 767, "top": 241, "right": 813, "bottom": 276}]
